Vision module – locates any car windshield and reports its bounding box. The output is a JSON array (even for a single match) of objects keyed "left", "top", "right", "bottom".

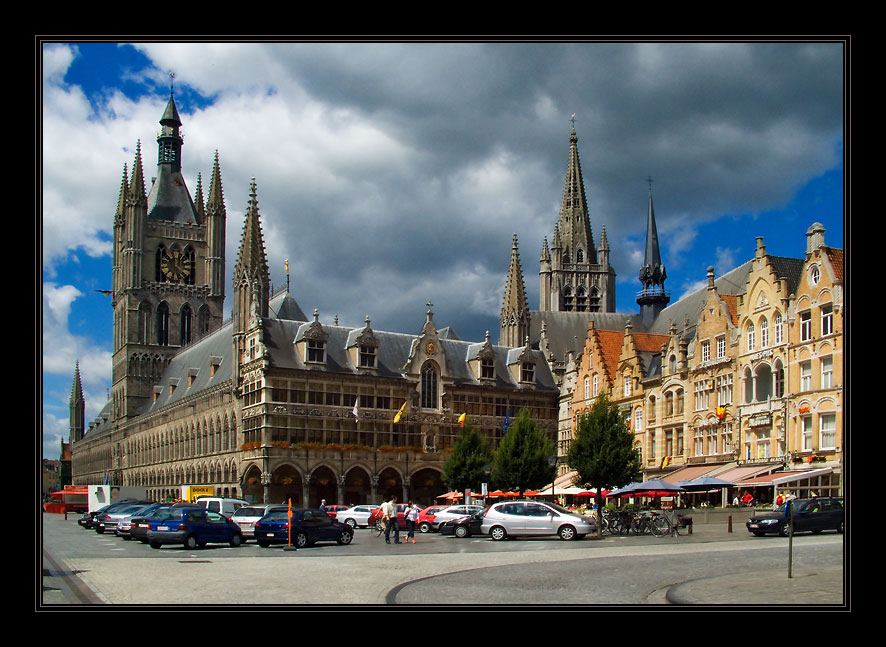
[
  {"left": 233, "top": 507, "right": 266, "bottom": 518},
  {"left": 154, "top": 508, "right": 184, "bottom": 521},
  {"left": 543, "top": 502, "right": 573, "bottom": 515},
  {"left": 263, "top": 511, "right": 290, "bottom": 522}
]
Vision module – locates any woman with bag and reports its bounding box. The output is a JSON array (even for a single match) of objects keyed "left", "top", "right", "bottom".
[{"left": 404, "top": 501, "right": 421, "bottom": 544}]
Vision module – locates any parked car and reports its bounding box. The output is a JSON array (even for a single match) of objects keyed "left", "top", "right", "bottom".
[
  {"left": 231, "top": 504, "right": 289, "bottom": 541},
  {"left": 429, "top": 505, "right": 486, "bottom": 531},
  {"left": 416, "top": 506, "right": 448, "bottom": 533},
  {"left": 480, "top": 500, "right": 596, "bottom": 541},
  {"left": 147, "top": 506, "right": 244, "bottom": 549},
  {"left": 92, "top": 500, "right": 155, "bottom": 533},
  {"left": 253, "top": 508, "right": 354, "bottom": 548},
  {"left": 130, "top": 502, "right": 202, "bottom": 544},
  {"left": 746, "top": 497, "right": 844, "bottom": 537},
  {"left": 112, "top": 503, "right": 165, "bottom": 539},
  {"left": 195, "top": 497, "right": 250, "bottom": 518},
  {"left": 322, "top": 504, "right": 349, "bottom": 519},
  {"left": 439, "top": 510, "right": 486, "bottom": 538},
  {"left": 79, "top": 499, "right": 148, "bottom": 530},
  {"left": 368, "top": 503, "right": 409, "bottom": 529},
  {"left": 335, "top": 504, "right": 380, "bottom": 529}
]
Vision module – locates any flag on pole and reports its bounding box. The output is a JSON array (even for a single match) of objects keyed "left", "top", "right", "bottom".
[
  {"left": 393, "top": 401, "right": 407, "bottom": 423},
  {"left": 502, "top": 411, "right": 510, "bottom": 435},
  {"left": 458, "top": 412, "right": 467, "bottom": 427},
  {"left": 352, "top": 397, "right": 360, "bottom": 419}
]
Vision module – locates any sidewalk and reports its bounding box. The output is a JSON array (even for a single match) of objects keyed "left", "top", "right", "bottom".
[{"left": 665, "top": 563, "right": 844, "bottom": 606}]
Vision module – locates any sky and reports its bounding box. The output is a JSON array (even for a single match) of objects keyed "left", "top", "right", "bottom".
[{"left": 40, "top": 40, "right": 846, "bottom": 460}]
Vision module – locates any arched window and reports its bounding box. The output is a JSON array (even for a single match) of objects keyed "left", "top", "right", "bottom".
[
  {"left": 563, "top": 287, "right": 574, "bottom": 311},
  {"left": 155, "top": 244, "right": 167, "bottom": 282},
  {"left": 576, "top": 248, "right": 584, "bottom": 263},
  {"left": 754, "top": 364, "right": 773, "bottom": 402},
  {"left": 743, "top": 367, "right": 754, "bottom": 403},
  {"left": 421, "top": 363, "right": 439, "bottom": 409},
  {"left": 576, "top": 287, "right": 587, "bottom": 312},
  {"left": 139, "top": 303, "right": 152, "bottom": 344},
  {"left": 773, "top": 312, "right": 783, "bottom": 344},
  {"left": 180, "top": 304, "right": 193, "bottom": 346},
  {"left": 760, "top": 316, "right": 769, "bottom": 348},
  {"left": 668, "top": 355, "right": 677, "bottom": 374},
  {"left": 157, "top": 302, "right": 170, "bottom": 346},
  {"left": 584, "top": 376, "right": 590, "bottom": 400},
  {"left": 747, "top": 322, "right": 755, "bottom": 351},
  {"left": 183, "top": 246, "right": 196, "bottom": 285},
  {"left": 774, "top": 359, "right": 785, "bottom": 398}
]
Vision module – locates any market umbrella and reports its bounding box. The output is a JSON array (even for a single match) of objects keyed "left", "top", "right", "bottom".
[
  {"left": 607, "top": 479, "right": 684, "bottom": 497},
  {"left": 675, "top": 476, "right": 734, "bottom": 491}
]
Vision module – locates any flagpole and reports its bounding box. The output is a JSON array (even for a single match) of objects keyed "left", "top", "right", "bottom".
[{"left": 284, "top": 497, "right": 297, "bottom": 551}]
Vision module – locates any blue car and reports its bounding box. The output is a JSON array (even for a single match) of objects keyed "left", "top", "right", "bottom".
[
  {"left": 147, "top": 506, "right": 244, "bottom": 549},
  {"left": 254, "top": 508, "right": 354, "bottom": 548}
]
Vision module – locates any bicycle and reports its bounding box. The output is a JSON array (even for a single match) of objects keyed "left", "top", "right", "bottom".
[{"left": 651, "top": 510, "right": 693, "bottom": 537}]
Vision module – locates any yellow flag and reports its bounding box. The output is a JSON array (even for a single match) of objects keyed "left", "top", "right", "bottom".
[
  {"left": 393, "top": 401, "right": 407, "bottom": 423},
  {"left": 458, "top": 412, "right": 467, "bottom": 427}
]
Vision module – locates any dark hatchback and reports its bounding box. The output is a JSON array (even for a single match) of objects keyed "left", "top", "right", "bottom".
[
  {"left": 253, "top": 508, "right": 354, "bottom": 548},
  {"left": 747, "top": 497, "right": 844, "bottom": 537},
  {"left": 147, "top": 506, "right": 244, "bottom": 549},
  {"left": 130, "top": 502, "right": 202, "bottom": 543},
  {"left": 439, "top": 510, "right": 486, "bottom": 538}
]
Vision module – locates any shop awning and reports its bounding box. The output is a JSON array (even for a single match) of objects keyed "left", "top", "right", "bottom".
[
  {"left": 735, "top": 467, "right": 833, "bottom": 488},
  {"left": 658, "top": 464, "right": 722, "bottom": 483},
  {"left": 715, "top": 463, "right": 783, "bottom": 484}
]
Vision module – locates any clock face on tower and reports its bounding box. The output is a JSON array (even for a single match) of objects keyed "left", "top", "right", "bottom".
[{"left": 161, "top": 250, "right": 192, "bottom": 282}]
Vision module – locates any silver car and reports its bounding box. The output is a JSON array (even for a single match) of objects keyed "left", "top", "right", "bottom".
[
  {"left": 480, "top": 500, "right": 596, "bottom": 541},
  {"left": 335, "top": 504, "right": 380, "bottom": 529},
  {"left": 230, "top": 504, "right": 288, "bottom": 541}
]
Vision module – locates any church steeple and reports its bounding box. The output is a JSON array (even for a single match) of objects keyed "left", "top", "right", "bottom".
[
  {"left": 499, "top": 234, "right": 531, "bottom": 348},
  {"left": 637, "top": 179, "right": 670, "bottom": 327},
  {"left": 69, "top": 362, "right": 85, "bottom": 443},
  {"left": 233, "top": 178, "right": 271, "bottom": 331},
  {"left": 146, "top": 88, "right": 199, "bottom": 224},
  {"left": 540, "top": 123, "right": 616, "bottom": 313}
]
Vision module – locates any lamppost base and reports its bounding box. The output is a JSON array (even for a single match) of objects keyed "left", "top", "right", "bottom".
[{"left": 283, "top": 545, "right": 298, "bottom": 551}]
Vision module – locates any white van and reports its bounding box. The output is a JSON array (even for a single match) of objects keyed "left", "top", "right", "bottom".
[{"left": 196, "top": 497, "right": 249, "bottom": 518}]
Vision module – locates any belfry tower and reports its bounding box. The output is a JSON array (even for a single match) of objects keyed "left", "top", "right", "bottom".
[
  {"left": 539, "top": 126, "right": 616, "bottom": 313},
  {"left": 109, "top": 87, "right": 226, "bottom": 421},
  {"left": 637, "top": 180, "right": 670, "bottom": 328}
]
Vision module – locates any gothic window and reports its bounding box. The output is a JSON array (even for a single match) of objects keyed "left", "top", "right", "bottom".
[
  {"left": 759, "top": 317, "right": 769, "bottom": 348},
  {"left": 139, "top": 303, "right": 152, "bottom": 344},
  {"left": 157, "top": 302, "right": 170, "bottom": 346},
  {"left": 180, "top": 304, "right": 193, "bottom": 346},
  {"left": 576, "top": 248, "right": 584, "bottom": 263},
  {"left": 198, "top": 305, "right": 211, "bottom": 338},
  {"left": 588, "top": 288, "right": 601, "bottom": 313},
  {"left": 421, "top": 363, "right": 439, "bottom": 409},
  {"left": 576, "top": 288, "right": 587, "bottom": 312},
  {"left": 563, "top": 287, "right": 574, "bottom": 311},
  {"left": 747, "top": 322, "right": 755, "bottom": 351}
]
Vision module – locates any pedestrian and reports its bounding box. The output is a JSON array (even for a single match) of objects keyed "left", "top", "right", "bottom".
[
  {"left": 732, "top": 494, "right": 740, "bottom": 506},
  {"left": 319, "top": 499, "right": 327, "bottom": 512},
  {"left": 404, "top": 500, "right": 420, "bottom": 544},
  {"left": 775, "top": 492, "right": 785, "bottom": 507},
  {"left": 742, "top": 491, "right": 754, "bottom": 506},
  {"left": 382, "top": 495, "right": 401, "bottom": 544}
]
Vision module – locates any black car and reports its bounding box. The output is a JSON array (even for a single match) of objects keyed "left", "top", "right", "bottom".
[
  {"left": 253, "top": 508, "right": 354, "bottom": 548},
  {"left": 747, "top": 497, "right": 844, "bottom": 537},
  {"left": 439, "top": 511, "right": 485, "bottom": 538},
  {"left": 79, "top": 499, "right": 149, "bottom": 530}
]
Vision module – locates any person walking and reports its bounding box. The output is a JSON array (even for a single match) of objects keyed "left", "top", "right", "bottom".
[
  {"left": 404, "top": 501, "right": 420, "bottom": 544},
  {"left": 319, "top": 499, "right": 327, "bottom": 513},
  {"left": 382, "top": 495, "right": 401, "bottom": 544}
]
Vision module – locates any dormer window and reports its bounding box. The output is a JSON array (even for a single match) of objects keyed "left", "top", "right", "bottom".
[
  {"left": 307, "top": 339, "right": 326, "bottom": 363},
  {"left": 481, "top": 357, "right": 495, "bottom": 379},
  {"left": 521, "top": 361, "right": 535, "bottom": 384},
  {"left": 359, "top": 344, "right": 376, "bottom": 369}
]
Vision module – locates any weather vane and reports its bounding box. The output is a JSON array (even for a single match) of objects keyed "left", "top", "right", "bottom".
[
  {"left": 169, "top": 71, "right": 175, "bottom": 94},
  {"left": 570, "top": 113, "right": 576, "bottom": 128}
]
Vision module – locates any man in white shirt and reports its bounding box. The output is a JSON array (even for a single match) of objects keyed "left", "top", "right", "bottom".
[{"left": 382, "top": 496, "right": 401, "bottom": 544}]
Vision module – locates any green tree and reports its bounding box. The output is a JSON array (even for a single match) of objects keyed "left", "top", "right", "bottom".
[
  {"left": 566, "top": 393, "right": 642, "bottom": 537},
  {"left": 491, "top": 408, "right": 555, "bottom": 497},
  {"left": 442, "top": 422, "right": 494, "bottom": 499}
]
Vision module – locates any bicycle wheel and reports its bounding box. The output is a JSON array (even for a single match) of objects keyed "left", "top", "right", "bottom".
[
  {"left": 651, "top": 515, "right": 670, "bottom": 537},
  {"left": 373, "top": 520, "right": 385, "bottom": 537}
]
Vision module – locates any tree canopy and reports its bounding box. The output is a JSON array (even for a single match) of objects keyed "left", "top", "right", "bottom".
[
  {"left": 442, "top": 421, "right": 494, "bottom": 495},
  {"left": 490, "top": 408, "right": 556, "bottom": 497}
]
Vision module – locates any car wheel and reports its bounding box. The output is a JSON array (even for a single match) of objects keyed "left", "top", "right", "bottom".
[
  {"left": 257, "top": 540, "right": 270, "bottom": 548},
  {"left": 418, "top": 522, "right": 431, "bottom": 533},
  {"left": 184, "top": 534, "right": 199, "bottom": 550},
  {"left": 295, "top": 532, "right": 309, "bottom": 548},
  {"left": 455, "top": 525, "right": 468, "bottom": 538},
  {"left": 490, "top": 526, "right": 507, "bottom": 541},
  {"left": 558, "top": 525, "right": 577, "bottom": 541},
  {"left": 344, "top": 518, "right": 357, "bottom": 529},
  {"left": 150, "top": 541, "right": 162, "bottom": 550},
  {"left": 779, "top": 524, "right": 791, "bottom": 537},
  {"left": 95, "top": 527, "right": 104, "bottom": 534},
  {"left": 753, "top": 531, "right": 765, "bottom": 537},
  {"left": 230, "top": 533, "right": 243, "bottom": 547},
  {"left": 337, "top": 530, "right": 354, "bottom": 545}
]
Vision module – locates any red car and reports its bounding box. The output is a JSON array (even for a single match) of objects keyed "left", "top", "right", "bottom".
[
  {"left": 417, "top": 505, "right": 448, "bottom": 533},
  {"left": 368, "top": 504, "right": 408, "bottom": 529},
  {"left": 322, "top": 505, "right": 349, "bottom": 519}
]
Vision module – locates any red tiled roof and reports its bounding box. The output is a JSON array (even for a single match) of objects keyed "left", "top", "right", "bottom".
[{"left": 825, "top": 248, "right": 843, "bottom": 281}]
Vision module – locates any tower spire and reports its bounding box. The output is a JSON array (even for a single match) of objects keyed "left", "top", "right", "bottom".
[
  {"left": 499, "top": 234, "right": 530, "bottom": 347},
  {"left": 637, "top": 178, "right": 670, "bottom": 327}
]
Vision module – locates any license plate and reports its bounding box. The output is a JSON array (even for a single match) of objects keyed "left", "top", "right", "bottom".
[
  {"left": 267, "top": 532, "right": 275, "bottom": 537},
  {"left": 748, "top": 524, "right": 758, "bottom": 529},
  {"left": 158, "top": 526, "right": 169, "bottom": 531}
]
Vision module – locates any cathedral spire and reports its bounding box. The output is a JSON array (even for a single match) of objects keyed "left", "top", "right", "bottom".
[
  {"left": 69, "top": 362, "right": 85, "bottom": 443},
  {"left": 556, "top": 126, "right": 595, "bottom": 264},
  {"left": 129, "top": 141, "right": 147, "bottom": 206},
  {"left": 499, "top": 234, "right": 530, "bottom": 347}
]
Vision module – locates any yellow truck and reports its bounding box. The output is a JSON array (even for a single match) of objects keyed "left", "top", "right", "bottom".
[{"left": 181, "top": 486, "right": 215, "bottom": 503}]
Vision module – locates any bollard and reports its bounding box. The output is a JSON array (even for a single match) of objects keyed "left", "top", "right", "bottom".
[{"left": 727, "top": 514, "right": 732, "bottom": 533}]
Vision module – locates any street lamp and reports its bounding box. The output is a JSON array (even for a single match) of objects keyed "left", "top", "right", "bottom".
[{"left": 547, "top": 454, "right": 559, "bottom": 502}]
